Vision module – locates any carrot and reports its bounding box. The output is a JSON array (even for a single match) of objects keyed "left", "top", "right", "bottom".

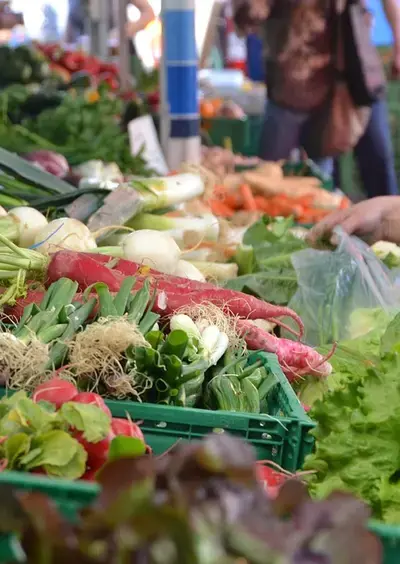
[
  {"left": 224, "top": 193, "right": 242, "bottom": 209},
  {"left": 236, "top": 319, "right": 333, "bottom": 381},
  {"left": 44, "top": 251, "right": 305, "bottom": 335},
  {"left": 209, "top": 199, "right": 235, "bottom": 217},
  {"left": 253, "top": 195, "right": 272, "bottom": 212},
  {"left": 240, "top": 183, "right": 257, "bottom": 211}
]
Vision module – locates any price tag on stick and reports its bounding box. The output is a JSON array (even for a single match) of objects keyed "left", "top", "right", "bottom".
[{"left": 128, "top": 115, "right": 169, "bottom": 176}]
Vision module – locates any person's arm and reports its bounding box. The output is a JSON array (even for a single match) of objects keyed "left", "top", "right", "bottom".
[
  {"left": 233, "top": 0, "right": 273, "bottom": 35},
  {"left": 126, "top": 0, "right": 155, "bottom": 37},
  {"left": 381, "top": 0, "right": 400, "bottom": 77}
]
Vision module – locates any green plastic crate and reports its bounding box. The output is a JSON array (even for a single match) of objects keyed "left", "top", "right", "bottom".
[
  {"left": 369, "top": 521, "right": 400, "bottom": 564},
  {"left": 105, "top": 352, "right": 314, "bottom": 471},
  {"left": 0, "top": 352, "right": 315, "bottom": 562},
  {"left": 201, "top": 114, "right": 263, "bottom": 157},
  {"left": 201, "top": 116, "right": 250, "bottom": 154}
]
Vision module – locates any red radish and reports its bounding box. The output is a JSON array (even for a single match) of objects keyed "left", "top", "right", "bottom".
[
  {"left": 73, "top": 430, "right": 115, "bottom": 467},
  {"left": 236, "top": 319, "right": 333, "bottom": 380},
  {"left": 33, "top": 377, "right": 78, "bottom": 409},
  {"left": 73, "top": 392, "right": 112, "bottom": 418},
  {"left": 256, "top": 465, "right": 288, "bottom": 499},
  {"left": 2, "top": 289, "right": 45, "bottom": 321},
  {"left": 81, "top": 468, "right": 98, "bottom": 481},
  {"left": 111, "top": 418, "right": 152, "bottom": 454},
  {"left": 45, "top": 251, "right": 304, "bottom": 334},
  {"left": 111, "top": 418, "right": 144, "bottom": 441},
  {"left": 31, "top": 467, "right": 47, "bottom": 475}
]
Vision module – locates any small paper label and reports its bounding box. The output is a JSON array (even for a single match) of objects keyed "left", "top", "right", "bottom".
[{"left": 128, "top": 115, "right": 169, "bottom": 175}]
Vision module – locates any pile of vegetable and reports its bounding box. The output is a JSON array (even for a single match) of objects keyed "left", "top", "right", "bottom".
[
  {"left": 0, "top": 433, "right": 381, "bottom": 563},
  {"left": 192, "top": 157, "right": 350, "bottom": 223},
  {"left": 0, "top": 233, "right": 332, "bottom": 409},
  {"left": 226, "top": 215, "right": 307, "bottom": 306},
  {"left": 303, "top": 312, "right": 400, "bottom": 524},
  {"left": 0, "top": 45, "right": 50, "bottom": 88},
  {"left": 35, "top": 43, "right": 120, "bottom": 90},
  {"left": 0, "top": 382, "right": 148, "bottom": 480},
  {"left": 0, "top": 87, "right": 149, "bottom": 175}
]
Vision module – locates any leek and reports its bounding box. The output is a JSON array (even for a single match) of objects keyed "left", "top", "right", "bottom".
[
  {"left": 127, "top": 212, "right": 219, "bottom": 246},
  {"left": 130, "top": 174, "right": 204, "bottom": 211}
]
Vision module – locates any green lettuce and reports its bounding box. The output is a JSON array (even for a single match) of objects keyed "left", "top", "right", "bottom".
[{"left": 304, "top": 312, "right": 400, "bottom": 523}]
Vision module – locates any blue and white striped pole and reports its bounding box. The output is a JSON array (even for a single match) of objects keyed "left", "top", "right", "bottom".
[{"left": 161, "top": 0, "right": 201, "bottom": 169}]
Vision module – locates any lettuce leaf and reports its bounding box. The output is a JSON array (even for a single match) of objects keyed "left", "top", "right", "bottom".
[{"left": 304, "top": 312, "right": 400, "bottom": 523}]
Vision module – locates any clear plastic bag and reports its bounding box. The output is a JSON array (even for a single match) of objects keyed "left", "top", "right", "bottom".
[{"left": 286, "top": 227, "right": 400, "bottom": 346}]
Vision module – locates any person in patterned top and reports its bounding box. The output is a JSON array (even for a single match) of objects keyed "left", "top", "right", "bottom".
[{"left": 234, "top": 0, "right": 400, "bottom": 198}]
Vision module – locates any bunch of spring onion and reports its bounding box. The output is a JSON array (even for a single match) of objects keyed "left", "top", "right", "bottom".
[
  {"left": 0, "top": 277, "right": 96, "bottom": 389},
  {"left": 124, "top": 314, "right": 229, "bottom": 407}
]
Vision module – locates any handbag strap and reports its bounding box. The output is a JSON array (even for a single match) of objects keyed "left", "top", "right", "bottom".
[{"left": 332, "top": 0, "right": 346, "bottom": 74}]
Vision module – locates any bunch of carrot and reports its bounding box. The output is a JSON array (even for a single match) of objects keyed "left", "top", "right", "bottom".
[{"left": 207, "top": 184, "right": 348, "bottom": 224}]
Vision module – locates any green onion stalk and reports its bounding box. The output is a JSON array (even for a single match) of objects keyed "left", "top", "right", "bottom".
[
  {"left": 66, "top": 277, "right": 160, "bottom": 398},
  {"left": 0, "top": 277, "right": 96, "bottom": 391}
]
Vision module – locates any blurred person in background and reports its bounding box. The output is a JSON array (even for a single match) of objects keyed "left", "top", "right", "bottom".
[
  {"left": 66, "top": 0, "right": 155, "bottom": 77},
  {"left": 234, "top": 0, "right": 400, "bottom": 198}
]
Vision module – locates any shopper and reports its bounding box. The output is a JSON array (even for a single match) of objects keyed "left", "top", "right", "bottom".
[
  {"left": 66, "top": 0, "right": 155, "bottom": 54},
  {"left": 308, "top": 195, "right": 400, "bottom": 244},
  {"left": 234, "top": 0, "right": 400, "bottom": 196}
]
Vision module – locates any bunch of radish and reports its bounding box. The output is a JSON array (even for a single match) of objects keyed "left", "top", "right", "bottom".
[{"left": 32, "top": 377, "right": 151, "bottom": 480}]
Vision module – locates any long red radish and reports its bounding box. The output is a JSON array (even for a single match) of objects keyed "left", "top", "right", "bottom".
[
  {"left": 32, "top": 377, "right": 78, "bottom": 409},
  {"left": 45, "top": 251, "right": 304, "bottom": 335},
  {"left": 236, "top": 319, "right": 332, "bottom": 380},
  {"left": 1, "top": 289, "right": 44, "bottom": 321},
  {"left": 84, "top": 253, "right": 217, "bottom": 291},
  {"left": 153, "top": 289, "right": 304, "bottom": 336}
]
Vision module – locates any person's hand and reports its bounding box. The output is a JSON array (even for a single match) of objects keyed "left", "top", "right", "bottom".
[{"left": 307, "top": 196, "right": 400, "bottom": 246}]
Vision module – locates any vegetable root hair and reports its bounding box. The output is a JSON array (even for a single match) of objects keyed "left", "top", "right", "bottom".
[
  {"left": 69, "top": 318, "right": 148, "bottom": 398},
  {"left": 176, "top": 301, "right": 243, "bottom": 350},
  {"left": 0, "top": 333, "right": 50, "bottom": 390}
]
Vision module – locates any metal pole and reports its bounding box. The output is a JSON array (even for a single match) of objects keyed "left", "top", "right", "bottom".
[
  {"left": 88, "top": 0, "right": 108, "bottom": 59},
  {"left": 115, "top": 0, "right": 132, "bottom": 91},
  {"left": 161, "top": 0, "right": 200, "bottom": 169}
]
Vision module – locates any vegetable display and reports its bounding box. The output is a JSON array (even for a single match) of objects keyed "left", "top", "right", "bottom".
[
  {"left": 0, "top": 433, "right": 381, "bottom": 564},
  {"left": 0, "top": 382, "right": 148, "bottom": 480},
  {"left": 304, "top": 313, "right": 400, "bottom": 524},
  {"left": 1, "top": 40, "right": 400, "bottom": 559}
]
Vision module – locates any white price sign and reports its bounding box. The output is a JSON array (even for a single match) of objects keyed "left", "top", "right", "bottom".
[{"left": 128, "top": 115, "right": 169, "bottom": 176}]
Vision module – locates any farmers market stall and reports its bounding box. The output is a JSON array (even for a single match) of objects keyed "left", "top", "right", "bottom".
[{"left": 0, "top": 26, "right": 399, "bottom": 564}]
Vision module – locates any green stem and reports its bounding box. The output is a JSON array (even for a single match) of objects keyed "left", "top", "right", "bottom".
[
  {"left": 46, "top": 297, "right": 97, "bottom": 370},
  {"left": 90, "top": 246, "right": 125, "bottom": 257},
  {"left": 37, "top": 323, "right": 67, "bottom": 343}
]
